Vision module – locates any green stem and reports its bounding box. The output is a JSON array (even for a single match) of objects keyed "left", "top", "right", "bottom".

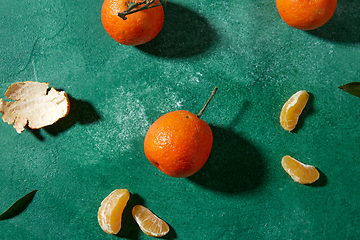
[
  {"left": 197, "top": 87, "right": 218, "bottom": 119},
  {"left": 118, "top": 0, "right": 166, "bottom": 20}
]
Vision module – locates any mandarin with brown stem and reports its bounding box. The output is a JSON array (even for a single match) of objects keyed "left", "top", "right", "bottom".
[
  {"left": 101, "top": 0, "right": 164, "bottom": 46},
  {"left": 144, "top": 87, "right": 218, "bottom": 178}
]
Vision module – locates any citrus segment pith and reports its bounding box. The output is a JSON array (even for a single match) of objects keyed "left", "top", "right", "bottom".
[
  {"left": 98, "top": 189, "right": 130, "bottom": 234},
  {"left": 280, "top": 90, "right": 309, "bottom": 132},
  {"left": 281, "top": 155, "right": 319, "bottom": 184},
  {"left": 132, "top": 205, "right": 169, "bottom": 237}
]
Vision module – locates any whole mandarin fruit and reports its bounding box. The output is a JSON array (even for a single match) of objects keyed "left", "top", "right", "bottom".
[
  {"left": 144, "top": 110, "right": 213, "bottom": 178},
  {"left": 276, "top": 0, "right": 337, "bottom": 30},
  {"left": 144, "top": 87, "right": 218, "bottom": 178},
  {"left": 101, "top": 0, "right": 164, "bottom": 46}
]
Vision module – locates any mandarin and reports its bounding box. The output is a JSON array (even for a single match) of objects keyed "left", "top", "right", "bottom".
[
  {"left": 276, "top": 0, "right": 337, "bottom": 30},
  {"left": 280, "top": 90, "right": 309, "bottom": 132},
  {"left": 97, "top": 189, "right": 130, "bottom": 235},
  {"left": 101, "top": 0, "right": 164, "bottom": 46},
  {"left": 281, "top": 155, "right": 320, "bottom": 184},
  {"left": 144, "top": 87, "right": 218, "bottom": 178},
  {"left": 132, "top": 205, "right": 169, "bottom": 237}
]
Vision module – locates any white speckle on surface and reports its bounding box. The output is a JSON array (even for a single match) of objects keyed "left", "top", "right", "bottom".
[
  {"left": 190, "top": 76, "right": 200, "bottom": 83},
  {"left": 85, "top": 86, "right": 149, "bottom": 154},
  {"left": 32, "top": 59, "right": 38, "bottom": 81},
  {"left": 175, "top": 99, "right": 184, "bottom": 107}
]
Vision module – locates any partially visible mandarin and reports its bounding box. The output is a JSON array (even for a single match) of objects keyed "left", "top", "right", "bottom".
[
  {"left": 132, "top": 205, "right": 170, "bottom": 237},
  {"left": 281, "top": 155, "right": 320, "bottom": 184},
  {"left": 276, "top": 0, "right": 337, "bottom": 30},
  {"left": 98, "top": 189, "right": 130, "bottom": 235},
  {"left": 280, "top": 90, "right": 309, "bottom": 132}
]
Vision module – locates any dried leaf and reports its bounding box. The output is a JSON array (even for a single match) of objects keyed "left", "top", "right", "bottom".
[
  {"left": 338, "top": 82, "right": 360, "bottom": 98},
  {"left": 0, "top": 190, "right": 37, "bottom": 221}
]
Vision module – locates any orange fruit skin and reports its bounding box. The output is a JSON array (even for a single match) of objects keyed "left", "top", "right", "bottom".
[
  {"left": 280, "top": 90, "right": 309, "bottom": 132},
  {"left": 101, "top": 0, "right": 164, "bottom": 46},
  {"left": 276, "top": 0, "right": 337, "bottom": 30},
  {"left": 281, "top": 155, "right": 320, "bottom": 184},
  {"left": 144, "top": 110, "right": 213, "bottom": 178}
]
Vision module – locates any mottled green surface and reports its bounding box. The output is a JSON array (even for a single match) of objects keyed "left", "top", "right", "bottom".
[{"left": 1, "top": 0, "right": 360, "bottom": 239}]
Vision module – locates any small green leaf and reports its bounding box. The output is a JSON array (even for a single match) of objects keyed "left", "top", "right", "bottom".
[
  {"left": 0, "top": 190, "right": 37, "bottom": 221},
  {"left": 338, "top": 82, "right": 360, "bottom": 98}
]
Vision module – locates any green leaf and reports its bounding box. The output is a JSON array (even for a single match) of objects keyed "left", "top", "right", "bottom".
[
  {"left": 338, "top": 82, "right": 360, "bottom": 98},
  {"left": 0, "top": 190, "right": 37, "bottom": 221}
]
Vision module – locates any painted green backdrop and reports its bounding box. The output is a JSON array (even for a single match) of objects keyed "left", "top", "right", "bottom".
[{"left": 1, "top": 0, "right": 359, "bottom": 239}]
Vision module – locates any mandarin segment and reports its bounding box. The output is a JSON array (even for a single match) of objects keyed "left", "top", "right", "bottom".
[
  {"left": 98, "top": 189, "right": 130, "bottom": 235},
  {"left": 281, "top": 155, "right": 320, "bottom": 184},
  {"left": 132, "top": 205, "right": 169, "bottom": 237},
  {"left": 280, "top": 90, "right": 309, "bottom": 132}
]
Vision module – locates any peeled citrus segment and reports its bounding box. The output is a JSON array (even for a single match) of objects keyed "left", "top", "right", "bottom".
[
  {"left": 98, "top": 189, "right": 130, "bottom": 235},
  {"left": 280, "top": 90, "right": 309, "bottom": 132},
  {"left": 132, "top": 205, "right": 169, "bottom": 237},
  {"left": 281, "top": 155, "right": 319, "bottom": 184}
]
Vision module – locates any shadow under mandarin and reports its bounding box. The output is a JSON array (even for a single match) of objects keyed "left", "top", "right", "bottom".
[
  {"left": 307, "top": 0, "right": 360, "bottom": 43},
  {"left": 188, "top": 125, "right": 266, "bottom": 194},
  {"left": 136, "top": 2, "right": 219, "bottom": 58}
]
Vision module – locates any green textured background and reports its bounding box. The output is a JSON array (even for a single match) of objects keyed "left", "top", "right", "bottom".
[{"left": 1, "top": 0, "right": 360, "bottom": 239}]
